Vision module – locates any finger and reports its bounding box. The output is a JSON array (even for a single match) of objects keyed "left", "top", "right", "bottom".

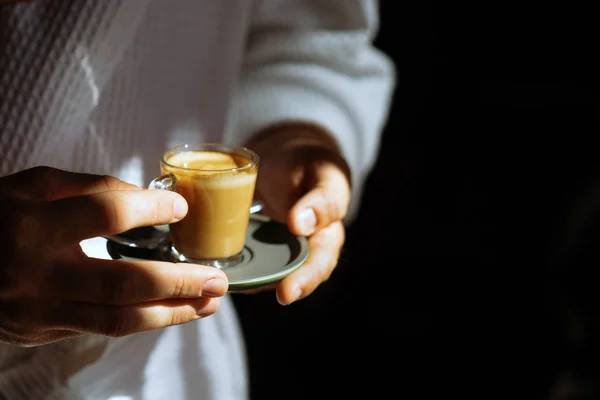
[
  {"left": 48, "top": 259, "right": 229, "bottom": 305},
  {"left": 41, "top": 189, "right": 189, "bottom": 243},
  {"left": 0, "top": 166, "right": 140, "bottom": 200},
  {"left": 276, "top": 221, "right": 345, "bottom": 305},
  {"left": 52, "top": 297, "right": 220, "bottom": 337},
  {"left": 287, "top": 164, "right": 351, "bottom": 236}
]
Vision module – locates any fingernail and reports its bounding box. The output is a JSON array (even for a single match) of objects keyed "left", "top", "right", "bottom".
[
  {"left": 296, "top": 208, "right": 317, "bottom": 236},
  {"left": 202, "top": 278, "right": 228, "bottom": 297},
  {"left": 291, "top": 288, "right": 303, "bottom": 303},
  {"left": 277, "top": 286, "right": 303, "bottom": 306},
  {"left": 173, "top": 197, "right": 188, "bottom": 219}
]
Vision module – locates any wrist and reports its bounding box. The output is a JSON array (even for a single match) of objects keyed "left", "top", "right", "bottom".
[
  {"left": 244, "top": 120, "right": 352, "bottom": 188},
  {"left": 244, "top": 121, "right": 340, "bottom": 158}
]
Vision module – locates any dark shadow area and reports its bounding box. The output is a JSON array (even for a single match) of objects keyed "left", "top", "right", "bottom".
[{"left": 233, "top": 2, "right": 600, "bottom": 399}]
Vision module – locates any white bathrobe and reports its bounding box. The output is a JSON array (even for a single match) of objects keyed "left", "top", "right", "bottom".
[{"left": 0, "top": 0, "right": 395, "bottom": 398}]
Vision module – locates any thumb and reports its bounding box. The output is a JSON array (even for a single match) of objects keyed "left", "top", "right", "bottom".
[{"left": 287, "top": 163, "right": 351, "bottom": 236}]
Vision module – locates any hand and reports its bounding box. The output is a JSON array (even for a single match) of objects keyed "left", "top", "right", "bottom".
[
  {"left": 0, "top": 166, "right": 229, "bottom": 347},
  {"left": 244, "top": 123, "right": 352, "bottom": 305}
]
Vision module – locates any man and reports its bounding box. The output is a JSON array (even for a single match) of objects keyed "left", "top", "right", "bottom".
[{"left": 0, "top": 0, "right": 395, "bottom": 398}]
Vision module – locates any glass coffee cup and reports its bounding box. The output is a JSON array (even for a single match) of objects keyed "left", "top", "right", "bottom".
[{"left": 149, "top": 143, "right": 259, "bottom": 268}]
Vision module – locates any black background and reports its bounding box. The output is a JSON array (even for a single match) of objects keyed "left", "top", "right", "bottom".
[{"left": 233, "top": 2, "right": 600, "bottom": 399}]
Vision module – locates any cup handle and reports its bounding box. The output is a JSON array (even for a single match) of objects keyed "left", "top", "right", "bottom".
[
  {"left": 102, "top": 174, "right": 176, "bottom": 249},
  {"left": 149, "top": 173, "right": 176, "bottom": 191}
]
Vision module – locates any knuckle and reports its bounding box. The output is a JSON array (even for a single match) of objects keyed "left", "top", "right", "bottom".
[
  {"left": 0, "top": 166, "right": 58, "bottom": 199},
  {"left": 101, "top": 268, "right": 135, "bottom": 304},
  {"left": 311, "top": 189, "right": 346, "bottom": 225},
  {"left": 29, "top": 167, "right": 60, "bottom": 199},
  {"left": 107, "top": 195, "right": 126, "bottom": 232},
  {"left": 129, "top": 194, "right": 161, "bottom": 227},
  {"left": 171, "top": 275, "right": 187, "bottom": 297},
  {"left": 97, "top": 193, "right": 130, "bottom": 234},
  {"left": 168, "top": 308, "right": 195, "bottom": 326},
  {"left": 171, "top": 273, "right": 202, "bottom": 298},
  {"left": 29, "top": 166, "right": 57, "bottom": 181},
  {"left": 326, "top": 197, "right": 346, "bottom": 223},
  {"left": 101, "top": 312, "right": 131, "bottom": 338},
  {"left": 309, "top": 231, "right": 327, "bottom": 248},
  {"left": 150, "top": 196, "right": 162, "bottom": 224},
  {"left": 99, "top": 175, "right": 125, "bottom": 192},
  {"left": 139, "top": 193, "right": 173, "bottom": 225}
]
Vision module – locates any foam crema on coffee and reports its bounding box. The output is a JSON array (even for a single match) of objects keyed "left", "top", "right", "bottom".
[
  {"left": 165, "top": 151, "right": 257, "bottom": 186},
  {"left": 167, "top": 151, "right": 250, "bottom": 170}
]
